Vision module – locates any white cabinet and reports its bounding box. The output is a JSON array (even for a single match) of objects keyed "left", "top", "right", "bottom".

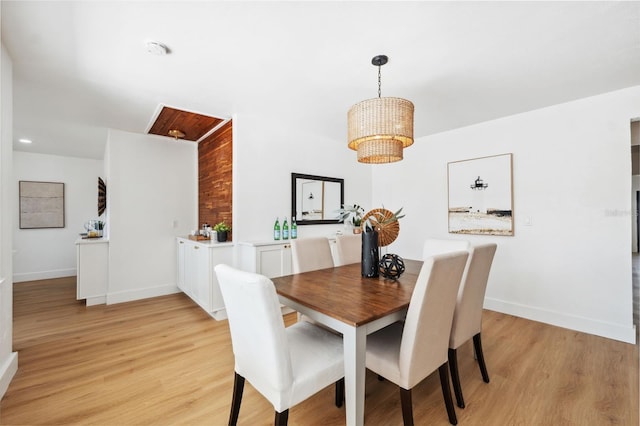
[
  {"left": 176, "top": 237, "right": 233, "bottom": 320},
  {"left": 76, "top": 238, "right": 109, "bottom": 306},
  {"left": 238, "top": 241, "right": 292, "bottom": 278}
]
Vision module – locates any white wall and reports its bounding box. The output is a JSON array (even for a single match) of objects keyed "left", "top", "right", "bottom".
[
  {"left": 105, "top": 129, "right": 197, "bottom": 304},
  {"left": 12, "top": 152, "right": 103, "bottom": 282},
  {"left": 0, "top": 43, "right": 18, "bottom": 401},
  {"left": 374, "top": 86, "right": 640, "bottom": 343},
  {"left": 232, "top": 113, "right": 372, "bottom": 243}
]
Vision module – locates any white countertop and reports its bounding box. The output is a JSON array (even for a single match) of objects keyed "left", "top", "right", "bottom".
[
  {"left": 76, "top": 237, "right": 109, "bottom": 245},
  {"left": 177, "top": 237, "right": 234, "bottom": 248},
  {"left": 237, "top": 239, "right": 293, "bottom": 247}
]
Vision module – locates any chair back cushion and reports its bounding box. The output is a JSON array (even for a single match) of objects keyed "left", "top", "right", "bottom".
[
  {"left": 335, "top": 234, "right": 361, "bottom": 266},
  {"left": 214, "top": 265, "right": 293, "bottom": 399},
  {"left": 291, "top": 237, "right": 334, "bottom": 273},
  {"left": 449, "top": 243, "right": 497, "bottom": 349},
  {"left": 399, "top": 251, "right": 469, "bottom": 389},
  {"left": 422, "top": 238, "right": 470, "bottom": 259}
]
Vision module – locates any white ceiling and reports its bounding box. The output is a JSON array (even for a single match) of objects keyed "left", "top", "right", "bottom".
[{"left": 3, "top": 1, "right": 640, "bottom": 160}]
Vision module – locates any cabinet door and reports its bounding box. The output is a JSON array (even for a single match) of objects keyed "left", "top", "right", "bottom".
[
  {"left": 281, "top": 244, "right": 292, "bottom": 276},
  {"left": 177, "top": 239, "right": 186, "bottom": 291},
  {"left": 256, "top": 243, "right": 292, "bottom": 278},
  {"left": 210, "top": 247, "right": 234, "bottom": 313},
  {"left": 182, "top": 242, "right": 198, "bottom": 300},
  {"left": 191, "top": 244, "right": 211, "bottom": 311}
]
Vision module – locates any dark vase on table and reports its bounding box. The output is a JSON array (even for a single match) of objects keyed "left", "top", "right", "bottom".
[
  {"left": 216, "top": 230, "right": 228, "bottom": 242},
  {"left": 361, "top": 228, "right": 379, "bottom": 278}
]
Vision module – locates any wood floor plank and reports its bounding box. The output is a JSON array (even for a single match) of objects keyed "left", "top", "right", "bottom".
[{"left": 1, "top": 276, "right": 637, "bottom": 425}]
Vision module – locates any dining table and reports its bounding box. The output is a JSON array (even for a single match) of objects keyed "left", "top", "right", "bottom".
[{"left": 272, "top": 258, "right": 423, "bottom": 426}]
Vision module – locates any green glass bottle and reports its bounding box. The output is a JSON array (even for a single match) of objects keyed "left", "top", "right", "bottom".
[
  {"left": 283, "top": 217, "right": 289, "bottom": 239},
  {"left": 274, "top": 218, "right": 281, "bottom": 240},
  {"left": 291, "top": 216, "right": 297, "bottom": 239}
]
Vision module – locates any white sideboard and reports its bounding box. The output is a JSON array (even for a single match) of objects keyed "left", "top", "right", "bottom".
[
  {"left": 238, "top": 237, "right": 339, "bottom": 278},
  {"left": 76, "top": 238, "right": 109, "bottom": 306},
  {"left": 176, "top": 237, "right": 234, "bottom": 320}
]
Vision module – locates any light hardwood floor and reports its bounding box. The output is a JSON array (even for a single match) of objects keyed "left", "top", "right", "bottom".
[{"left": 1, "top": 276, "right": 637, "bottom": 425}]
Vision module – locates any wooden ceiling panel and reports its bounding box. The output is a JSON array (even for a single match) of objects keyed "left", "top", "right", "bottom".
[{"left": 148, "top": 106, "right": 224, "bottom": 141}]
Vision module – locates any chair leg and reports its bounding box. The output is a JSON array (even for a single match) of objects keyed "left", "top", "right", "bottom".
[
  {"left": 399, "top": 387, "right": 414, "bottom": 426},
  {"left": 473, "top": 332, "right": 490, "bottom": 383},
  {"left": 274, "top": 409, "right": 289, "bottom": 426},
  {"left": 438, "top": 363, "right": 458, "bottom": 425},
  {"left": 448, "top": 348, "right": 465, "bottom": 408},
  {"left": 335, "top": 378, "right": 345, "bottom": 408},
  {"left": 229, "top": 373, "right": 245, "bottom": 426}
]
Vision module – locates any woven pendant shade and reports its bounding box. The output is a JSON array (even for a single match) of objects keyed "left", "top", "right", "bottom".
[
  {"left": 357, "top": 139, "right": 403, "bottom": 163},
  {"left": 347, "top": 97, "right": 414, "bottom": 164}
]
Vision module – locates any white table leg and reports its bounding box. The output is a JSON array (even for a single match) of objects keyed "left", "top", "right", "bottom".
[{"left": 343, "top": 326, "right": 366, "bottom": 426}]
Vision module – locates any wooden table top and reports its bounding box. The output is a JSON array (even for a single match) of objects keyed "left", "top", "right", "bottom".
[{"left": 272, "top": 259, "right": 423, "bottom": 327}]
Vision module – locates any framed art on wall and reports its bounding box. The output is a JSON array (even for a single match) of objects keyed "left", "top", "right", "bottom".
[
  {"left": 19, "top": 181, "right": 65, "bottom": 229},
  {"left": 447, "top": 153, "right": 513, "bottom": 236}
]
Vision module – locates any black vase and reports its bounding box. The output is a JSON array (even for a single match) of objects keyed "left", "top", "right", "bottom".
[
  {"left": 216, "top": 230, "right": 228, "bottom": 242},
  {"left": 361, "top": 229, "right": 379, "bottom": 278}
]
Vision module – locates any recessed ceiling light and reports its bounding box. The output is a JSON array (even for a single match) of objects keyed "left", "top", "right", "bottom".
[
  {"left": 19, "top": 138, "right": 32, "bottom": 144},
  {"left": 146, "top": 41, "right": 169, "bottom": 56}
]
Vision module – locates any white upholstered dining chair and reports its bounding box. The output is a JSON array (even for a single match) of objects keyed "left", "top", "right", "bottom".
[
  {"left": 422, "top": 238, "right": 470, "bottom": 259},
  {"left": 448, "top": 243, "right": 497, "bottom": 409},
  {"left": 365, "top": 251, "right": 469, "bottom": 426},
  {"left": 291, "top": 237, "right": 334, "bottom": 273},
  {"left": 334, "top": 234, "right": 361, "bottom": 266},
  {"left": 214, "top": 264, "right": 345, "bottom": 426}
]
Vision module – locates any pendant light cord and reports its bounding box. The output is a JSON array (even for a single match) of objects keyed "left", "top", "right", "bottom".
[{"left": 378, "top": 65, "right": 382, "bottom": 98}]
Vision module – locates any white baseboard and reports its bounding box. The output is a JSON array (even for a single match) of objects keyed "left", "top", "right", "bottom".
[
  {"left": 86, "top": 295, "right": 107, "bottom": 306},
  {"left": 106, "top": 284, "right": 181, "bottom": 305},
  {"left": 13, "top": 268, "right": 76, "bottom": 283},
  {"left": 484, "top": 297, "right": 637, "bottom": 344},
  {"left": 0, "top": 352, "right": 18, "bottom": 400}
]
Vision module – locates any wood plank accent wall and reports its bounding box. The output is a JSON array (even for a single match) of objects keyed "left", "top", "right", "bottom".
[
  {"left": 149, "top": 106, "right": 224, "bottom": 141},
  {"left": 198, "top": 120, "right": 232, "bottom": 238}
]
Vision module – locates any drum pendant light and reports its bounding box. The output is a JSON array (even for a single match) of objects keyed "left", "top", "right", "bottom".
[{"left": 347, "top": 55, "right": 414, "bottom": 164}]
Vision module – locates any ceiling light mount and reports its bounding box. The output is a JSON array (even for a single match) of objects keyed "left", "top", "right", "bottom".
[
  {"left": 146, "top": 41, "right": 169, "bottom": 56},
  {"left": 168, "top": 129, "right": 185, "bottom": 140},
  {"left": 371, "top": 55, "right": 388, "bottom": 67},
  {"left": 347, "top": 54, "right": 414, "bottom": 164}
]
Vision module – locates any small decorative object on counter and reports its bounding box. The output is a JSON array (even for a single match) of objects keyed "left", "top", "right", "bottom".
[
  {"left": 95, "top": 220, "right": 104, "bottom": 237},
  {"left": 361, "top": 226, "right": 379, "bottom": 278},
  {"left": 379, "top": 254, "right": 406, "bottom": 280},
  {"left": 274, "top": 218, "right": 281, "bottom": 240},
  {"left": 291, "top": 217, "right": 298, "bottom": 239},
  {"left": 213, "top": 221, "right": 231, "bottom": 242}
]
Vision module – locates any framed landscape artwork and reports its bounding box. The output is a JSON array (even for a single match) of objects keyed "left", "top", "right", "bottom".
[
  {"left": 447, "top": 153, "right": 513, "bottom": 236},
  {"left": 19, "top": 181, "right": 65, "bottom": 229}
]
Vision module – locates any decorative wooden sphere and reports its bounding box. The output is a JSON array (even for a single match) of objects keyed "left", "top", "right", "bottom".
[{"left": 379, "top": 254, "right": 406, "bottom": 280}]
